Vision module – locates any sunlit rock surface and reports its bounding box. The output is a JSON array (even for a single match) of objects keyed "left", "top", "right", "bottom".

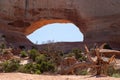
[{"left": 0, "top": 0, "right": 120, "bottom": 49}]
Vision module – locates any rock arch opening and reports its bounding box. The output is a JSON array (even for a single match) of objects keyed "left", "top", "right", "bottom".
[{"left": 27, "top": 23, "right": 84, "bottom": 44}]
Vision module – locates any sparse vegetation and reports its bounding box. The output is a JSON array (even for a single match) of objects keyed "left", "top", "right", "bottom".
[
  {"left": 76, "top": 69, "right": 88, "bottom": 75},
  {"left": 19, "top": 63, "right": 41, "bottom": 74},
  {"left": 18, "top": 48, "right": 55, "bottom": 74},
  {"left": 0, "top": 43, "right": 6, "bottom": 49},
  {"left": 112, "top": 73, "right": 120, "bottom": 78},
  {"left": 28, "top": 49, "right": 39, "bottom": 61},
  {"left": 20, "top": 50, "right": 28, "bottom": 58},
  {"left": 107, "top": 66, "right": 120, "bottom": 78},
  {"left": 19, "top": 53, "right": 55, "bottom": 74},
  {"left": 0, "top": 41, "right": 119, "bottom": 78},
  {"left": 0, "top": 59, "right": 20, "bottom": 72},
  {"left": 40, "top": 61, "right": 55, "bottom": 73},
  {"left": 71, "top": 48, "right": 86, "bottom": 61},
  {"left": 39, "top": 42, "right": 63, "bottom": 66},
  {"left": 35, "top": 54, "right": 46, "bottom": 64},
  {"left": 65, "top": 48, "right": 86, "bottom": 62}
]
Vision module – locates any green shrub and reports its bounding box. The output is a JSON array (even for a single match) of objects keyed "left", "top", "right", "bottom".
[
  {"left": 1, "top": 59, "right": 20, "bottom": 72},
  {"left": 66, "top": 52, "right": 75, "bottom": 57},
  {"left": 35, "top": 54, "right": 46, "bottom": 64},
  {"left": 20, "top": 50, "right": 27, "bottom": 58},
  {"left": 19, "top": 61, "right": 55, "bottom": 74},
  {"left": 40, "top": 61, "right": 55, "bottom": 73},
  {"left": 28, "top": 49, "right": 39, "bottom": 61},
  {"left": 19, "top": 63, "right": 41, "bottom": 74},
  {"left": 107, "top": 66, "right": 120, "bottom": 77},
  {"left": 76, "top": 69, "right": 88, "bottom": 75},
  {"left": 34, "top": 69, "right": 41, "bottom": 74},
  {"left": 70, "top": 48, "right": 86, "bottom": 61},
  {"left": 112, "top": 73, "right": 120, "bottom": 78},
  {"left": 0, "top": 43, "right": 5, "bottom": 49}
]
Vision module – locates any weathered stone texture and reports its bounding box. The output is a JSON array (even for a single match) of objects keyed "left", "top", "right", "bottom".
[{"left": 0, "top": 0, "right": 120, "bottom": 49}]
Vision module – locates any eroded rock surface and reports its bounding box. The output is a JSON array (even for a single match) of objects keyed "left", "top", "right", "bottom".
[{"left": 0, "top": 0, "right": 120, "bottom": 49}]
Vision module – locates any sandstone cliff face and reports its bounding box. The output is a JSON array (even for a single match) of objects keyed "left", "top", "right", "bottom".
[{"left": 0, "top": 0, "right": 120, "bottom": 49}]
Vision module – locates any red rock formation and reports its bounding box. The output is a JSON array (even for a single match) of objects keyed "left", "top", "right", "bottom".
[{"left": 0, "top": 0, "right": 120, "bottom": 49}]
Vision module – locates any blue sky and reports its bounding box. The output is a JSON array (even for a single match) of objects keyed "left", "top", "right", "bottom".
[{"left": 27, "top": 23, "right": 83, "bottom": 44}]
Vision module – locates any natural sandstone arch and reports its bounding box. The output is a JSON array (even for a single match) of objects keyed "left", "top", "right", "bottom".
[
  {"left": 0, "top": 0, "right": 120, "bottom": 50},
  {"left": 25, "top": 19, "right": 72, "bottom": 35},
  {"left": 27, "top": 21, "right": 84, "bottom": 44}
]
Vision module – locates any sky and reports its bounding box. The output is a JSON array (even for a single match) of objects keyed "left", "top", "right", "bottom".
[{"left": 27, "top": 23, "right": 83, "bottom": 44}]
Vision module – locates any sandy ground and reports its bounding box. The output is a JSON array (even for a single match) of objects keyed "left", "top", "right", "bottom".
[{"left": 0, "top": 73, "right": 119, "bottom": 80}]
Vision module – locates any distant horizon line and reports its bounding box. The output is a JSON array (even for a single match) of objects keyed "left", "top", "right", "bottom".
[{"left": 33, "top": 40, "right": 84, "bottom": 45}]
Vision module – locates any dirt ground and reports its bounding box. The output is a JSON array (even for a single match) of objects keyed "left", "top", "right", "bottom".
[{"left": 0, "top": 73, "right": 119, "bottom": 80}]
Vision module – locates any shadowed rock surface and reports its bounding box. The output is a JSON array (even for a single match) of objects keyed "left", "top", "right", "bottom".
[{"left": 0, "top": 0, "right": 120, "bottom": 50}]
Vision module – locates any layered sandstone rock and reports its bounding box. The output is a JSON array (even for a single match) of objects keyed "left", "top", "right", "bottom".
[{"left": 0, "top": 0, "right": 120, "bottom": 49}]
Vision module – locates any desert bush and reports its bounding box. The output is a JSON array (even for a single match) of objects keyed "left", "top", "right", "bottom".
[
  {"left": 40, "top": 61, "right": 55, "bottom": 73},
  {"left": 112, "top": 73, "right": 120, "bottom": 78},
  {"left": 35, "top": 54, "right": 46, "bottom": 64},
  {"left": 39, "top": 44, "right": 63, "bottom": 66},
  {"left": 1, "top": 59, "right": 20, "bottom": 72},
  {"left": 19, "top": 61, "right": 55, "bottom": 74},
  {"left": 20, "top": 50, "right": 27, "bottom": 58},
  {"left": 19, "top": 63, "right": 41, "bottom": 74},
  {"left": 28, "top": 49, "right": 39, "bottom": 61},
  {"left": 75, "top": 69, "right": 88, "bottom": 75},
  {"left": 107, "top": 66, "right": 120, "bottom": 77},
  {"left": 0, "top": 43, "right": 6, "bottom": 49},
  {"left": 19, "top": 48, "right": 55, "bottom": 74},
  {"left": 68, "top": 48, "right": 86, "bottom": 62},
  {"left": 35, "top": 54, "right": 55, "bottom": 73}
]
